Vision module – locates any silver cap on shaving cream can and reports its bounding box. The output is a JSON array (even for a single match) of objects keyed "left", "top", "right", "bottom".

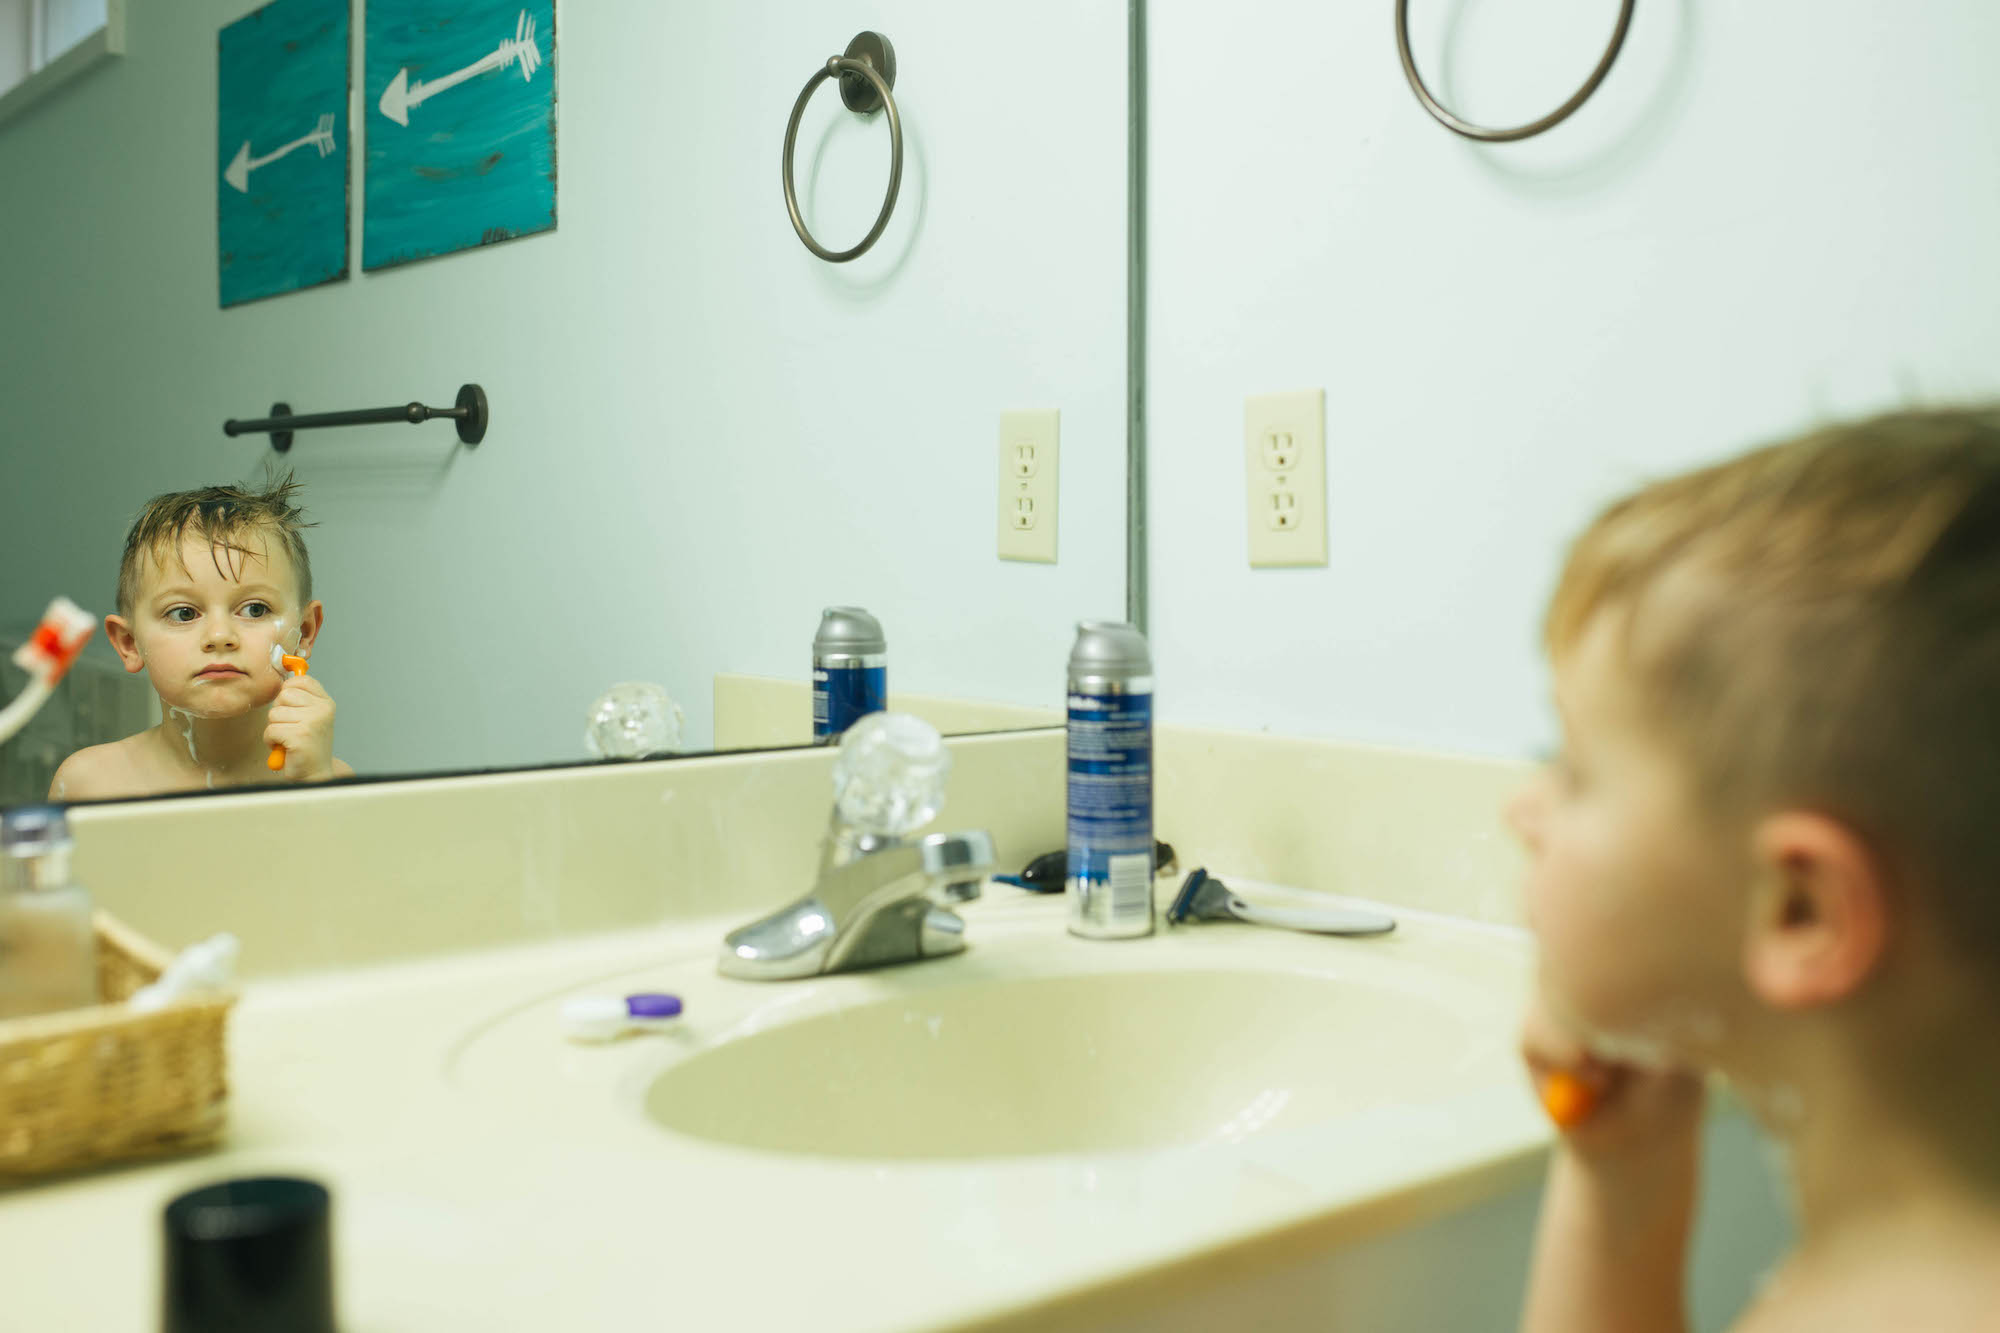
[
  {"left": 813, "top": 606, "right": 887, "bottom": 661},
  {"left": 1067, "top": 620, "right": 1152, "bottom": 686}
]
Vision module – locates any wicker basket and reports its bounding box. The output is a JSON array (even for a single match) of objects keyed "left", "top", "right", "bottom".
[{"left": 0, "top": 911, "right": 234, "bottom": 1182}]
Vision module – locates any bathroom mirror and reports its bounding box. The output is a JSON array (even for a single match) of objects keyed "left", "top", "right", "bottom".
[{"left": 0, "top": 0, "right": 1133, "bottom": 804}]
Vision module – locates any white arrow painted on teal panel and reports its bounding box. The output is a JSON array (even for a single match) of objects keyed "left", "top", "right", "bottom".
[
  {"left": 378, "top": 10, "right": 543, "bottom": 127},
  {"left": 223, "top": 113, "right": 337, "bottom": 194}
]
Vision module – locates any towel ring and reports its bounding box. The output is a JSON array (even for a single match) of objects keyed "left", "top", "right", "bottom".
[
  {"left": 1395, "top": 0, "right": 1635, "bottom": 143},
  {"left": 782, "top": 31, "right": 903, "bottom": 263}
]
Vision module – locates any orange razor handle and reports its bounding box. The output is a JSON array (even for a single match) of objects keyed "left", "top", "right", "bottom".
[
  {"left": 267, "top": 655, "right": 310, "bottom": 771},
  {"left": 1540, "top": 1071, "right": 1599, "bottom": 1129}
]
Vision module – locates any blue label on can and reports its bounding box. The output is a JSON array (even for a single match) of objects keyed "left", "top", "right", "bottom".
[
  {"left": 813, "top": 665, "right": 887, "bottom": 742},
  {"left": 1067, "top": 688, "right": 1153, "bottom": 926}
]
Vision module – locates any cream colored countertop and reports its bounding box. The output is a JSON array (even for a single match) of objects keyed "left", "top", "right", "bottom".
[{"left": 0, "top": 889, "right": 1550, "bottom": 1332}]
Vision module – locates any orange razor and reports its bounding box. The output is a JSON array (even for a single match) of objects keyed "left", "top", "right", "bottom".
[
  {"left": 268, "top": 650, "right": 309, "bottom": 771},
  {"left": 1540, "top": 1070, "right": 1600, "bottom": 1129}
]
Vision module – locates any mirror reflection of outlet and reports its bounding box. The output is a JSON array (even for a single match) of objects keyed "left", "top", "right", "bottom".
[
  {"left": 1245, "top": 390, "right": 1326, "bottom": 567},
  {"left": 999, "top": 410, "right": 1058, "bottom": 563}
]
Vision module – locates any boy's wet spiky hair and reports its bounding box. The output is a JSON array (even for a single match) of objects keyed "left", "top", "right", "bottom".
[{"left": 116, "top": 474, "right": 316, "bottom": 617}]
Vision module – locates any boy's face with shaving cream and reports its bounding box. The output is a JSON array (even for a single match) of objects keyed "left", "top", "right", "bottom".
[
  {"left": 1505, "top": 611, "right": 1752, "bottom": 1067},
  {"left": 103, "top": 527, "right": 322, "bottom": 719}
]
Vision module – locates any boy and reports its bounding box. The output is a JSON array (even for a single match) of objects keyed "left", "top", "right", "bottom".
[
  {"left": 1507, "top": 406, "right": 2000, "bottom": 1331},
  {"left": 50, "top": 478, "right": 352, "bottom": 800}
]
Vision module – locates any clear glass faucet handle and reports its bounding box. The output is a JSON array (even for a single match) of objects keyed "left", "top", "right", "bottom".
[
  {"left": 832, "top": 712, "right": 950, "bottom": 837},
  {"left": 584, "top": 682, "right": 685, "bottom": 759}
]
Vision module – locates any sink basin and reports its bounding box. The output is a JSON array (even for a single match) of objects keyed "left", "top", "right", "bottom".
[
  {"left": 419, "top": 897, "right": 1541, "bottom": 1331},
  {"left": 642, "top": 965, "right": 1489, "bottom": 1160}
]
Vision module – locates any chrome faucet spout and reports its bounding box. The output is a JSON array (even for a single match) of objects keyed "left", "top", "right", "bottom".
[{"left": 719, "top": 828, "right": 996, "bottom": 981}]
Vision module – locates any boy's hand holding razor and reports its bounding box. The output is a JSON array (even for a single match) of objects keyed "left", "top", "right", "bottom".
[
  {"left": 1519, "top": 993, "right": 1705, "bottom": 1333},
  {"left": 263, "top": 656, "right": 338, "bottom": 782}
]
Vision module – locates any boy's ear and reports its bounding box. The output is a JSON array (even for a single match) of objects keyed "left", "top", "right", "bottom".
[
  {"left": 1742, "top": 812, "right": 1890, "bottom": 1010},
  {"left": 102, "top": 614, "right": 146, "bottom": 675},
  {"left": 294, "top": 601, "right": 325, "bottom": 660}
]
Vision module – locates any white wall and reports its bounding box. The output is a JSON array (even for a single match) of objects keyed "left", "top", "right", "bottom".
[
  {"left": 1147, "top": 0, "right": 2000, "bottom": 758},
  {"left": 0, "top": 0, "right": 1127, "bottom": 772}
]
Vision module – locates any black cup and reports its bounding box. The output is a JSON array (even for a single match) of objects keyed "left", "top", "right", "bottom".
[{"left": 162, "top": 1175, "right": 336, "bottom": 1333}]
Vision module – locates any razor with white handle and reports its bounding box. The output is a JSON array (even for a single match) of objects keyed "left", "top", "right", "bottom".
[{"left": 1166, "top": 868, "right": 1396, "bottom": 936}]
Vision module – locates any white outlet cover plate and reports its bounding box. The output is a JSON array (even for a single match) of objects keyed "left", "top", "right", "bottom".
[
  {"left": 998, "top": 409, "right": 1059, "bottom": 564},
  {"left": 1244, "top": 389, "right": 1327, "bottom": 568}
]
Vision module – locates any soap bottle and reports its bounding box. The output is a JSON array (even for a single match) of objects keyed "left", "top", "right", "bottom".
[{"left": 0, "top": 805, "right": 99, "bottom": 1019}]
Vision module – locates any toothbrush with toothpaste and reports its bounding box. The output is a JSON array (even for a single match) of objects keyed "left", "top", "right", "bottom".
[
  {"left": 267, "top": 644, "right": 311, "bottom": 771},
  {"left": 1, "top": 598, "right": 95, "bottom": 748}
]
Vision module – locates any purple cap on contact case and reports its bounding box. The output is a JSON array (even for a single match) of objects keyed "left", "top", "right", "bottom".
[{"left": 625, "top": 993, "right": 683, "bottom": 1019}]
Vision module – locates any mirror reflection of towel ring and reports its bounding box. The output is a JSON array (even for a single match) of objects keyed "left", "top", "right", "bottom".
[
  {"left": 782, "top": 31, "right": 903, "bottom": 262},
  {"left": 1395, "top": 0, "right": 1635, "bottom": 143}
]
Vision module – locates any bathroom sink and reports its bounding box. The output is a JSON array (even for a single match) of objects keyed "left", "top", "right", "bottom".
[
  {"left": 641, "top": 964, "right": 1491, "bottom": 1160},
  {"left": 442, "top": 894, "right": 1533, "bottom": 1171}
]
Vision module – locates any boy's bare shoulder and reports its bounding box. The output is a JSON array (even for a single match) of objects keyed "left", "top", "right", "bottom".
[
  {"left": 1734, "top": 1243, "right": 2000, "bottom": 1333},
  {"left": 49, "top": 734, "right": 162, "bottom": 802}
]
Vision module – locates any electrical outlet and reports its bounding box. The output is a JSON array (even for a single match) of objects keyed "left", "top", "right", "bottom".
[
  {"left": 1244, "top": 390, "right": 1327, "bottom": 567},
  {"left": 998, "top": 409, "right": 1058, "bottom": 563}
]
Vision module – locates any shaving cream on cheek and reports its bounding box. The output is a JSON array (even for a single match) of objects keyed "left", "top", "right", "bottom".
[
  {"left": 262, "top": 618, "right": 289, "bottom": 664},
  {"left": 1577, "top": 1001, "right": 1729, "bottom": 1072},
  {"left": 1582, "top": 1028, "right": 1676, "bottom": 1071},
  {"left": 256, "top": 619, "right": 294, "bottom": 704}
]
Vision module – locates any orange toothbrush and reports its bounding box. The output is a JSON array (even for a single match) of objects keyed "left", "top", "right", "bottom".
[
  {"left": 1540, "top": 1070, "right": 1600, "bottom": 1128},
  {"left": 268, "top": 647, "right": 309, "bottom": 770}
]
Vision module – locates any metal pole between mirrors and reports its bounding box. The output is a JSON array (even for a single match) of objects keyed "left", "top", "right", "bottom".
[{"left": 223, "top": 384, "right": 489, "bottom": 453}]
